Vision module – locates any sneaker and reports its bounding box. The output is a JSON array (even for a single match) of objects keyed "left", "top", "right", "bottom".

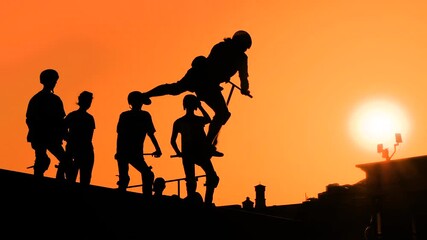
[
  {"left": 139, "top": 92, "right": 151, "bottom": 105},
  {"left": 209, "top": 145, "right": 224, "bottom": 157},
  {"left": 204, "top": 202, "right": 216, "bottom": 209},
  {"left": 212, "top": 150, "right": 224, "bottom": 157}
]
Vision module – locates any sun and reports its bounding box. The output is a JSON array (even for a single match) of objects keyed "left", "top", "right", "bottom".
[{"left": 349, "top": 99, "right": 410, "bottom": 152}]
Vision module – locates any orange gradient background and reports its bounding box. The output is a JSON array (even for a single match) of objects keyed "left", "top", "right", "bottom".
[{"left": 2, "top": 0, "right": 427, "bottom": 206}]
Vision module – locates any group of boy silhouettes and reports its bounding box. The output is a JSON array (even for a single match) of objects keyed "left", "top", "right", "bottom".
[{"left": 26, "top": 30, "right": 253, "bottom": 207}]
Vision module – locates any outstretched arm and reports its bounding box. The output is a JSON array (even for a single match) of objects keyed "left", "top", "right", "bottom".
[
  {"left": 239, "top": 54, "right": 251, "bottom": 96},
  {"left": 239, "top": 76, "right": 251, "bottom": 96}
]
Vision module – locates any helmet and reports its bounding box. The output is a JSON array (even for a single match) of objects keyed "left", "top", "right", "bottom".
[
  {"left": 232, "top": 30, "right": 252, "bottom": 49},
  {"left": 183, "top": 94, "right": 199, "bottom": 110},
  {"left": 40, "top": 69, "right": 59, "bottom": 85},
  {"left": 128, "top": 91, "right": 151, "bottom": 106}
]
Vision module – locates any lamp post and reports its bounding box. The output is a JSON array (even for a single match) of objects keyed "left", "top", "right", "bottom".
[
  {"left": 377, "top": 133, "right": 403, "bottom": 161},
  {"left": 370, "top": 133, "right": 403, "bottom": 239}
]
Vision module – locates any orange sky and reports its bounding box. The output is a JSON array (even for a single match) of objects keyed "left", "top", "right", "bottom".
[{"left": 2, "top": 0, "right": 427, "bottom": 206}]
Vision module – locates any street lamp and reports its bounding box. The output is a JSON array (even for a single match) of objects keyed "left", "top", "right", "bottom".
[{"left": 377, "top": 133, "right": 403, "bottom": 161}]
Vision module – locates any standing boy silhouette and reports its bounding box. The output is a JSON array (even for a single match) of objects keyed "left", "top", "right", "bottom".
[
  {"left": 64, "top": 91, "right": 95, "bottom": 185},
  {"left": 115, "top": 91, "right": 162, "bottom": 198},
  {"left": 171, "top": 94, "right": 219, "bottom": 207},
  {"left": 26, "top": 69, "right": 72, "bottom": 180}
]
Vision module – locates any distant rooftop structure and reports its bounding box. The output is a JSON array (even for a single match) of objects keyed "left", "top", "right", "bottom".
[
  {"left": 255, "top": 184, "right": 266, "bottom": 208},
  {"left": 356, "top": 155, "right": 427, "bottom": 239}
]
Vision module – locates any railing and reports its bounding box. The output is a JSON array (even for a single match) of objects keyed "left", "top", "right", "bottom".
[{"left": 127, "top": 175, "right": 206, "bottom": 198}]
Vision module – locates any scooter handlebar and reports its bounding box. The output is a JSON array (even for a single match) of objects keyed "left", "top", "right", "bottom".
[{"left": 228, "top": 81, "right": 253, "bottom": 98}]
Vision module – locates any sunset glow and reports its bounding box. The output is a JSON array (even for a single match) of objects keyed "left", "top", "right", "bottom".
[{"left": 349, "top": 99, "right": 410, "bottom": 152}]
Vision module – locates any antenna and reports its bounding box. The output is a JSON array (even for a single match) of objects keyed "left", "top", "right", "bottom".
[{"left": 377, "top": 133, "right": 403, "bottom": 161}]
